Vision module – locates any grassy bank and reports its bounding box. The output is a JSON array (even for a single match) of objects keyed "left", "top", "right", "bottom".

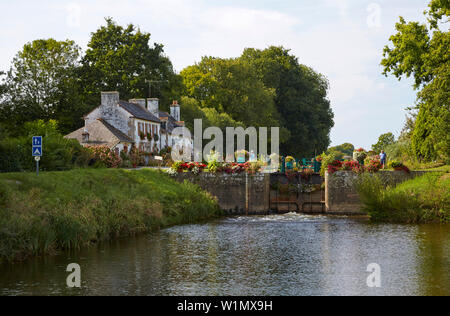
[
  {"left": 0, "top": 169, "right": 222, "bottom": 262},
  {"left": 357, "top": 172, "right": 450, "bottom": 223}
]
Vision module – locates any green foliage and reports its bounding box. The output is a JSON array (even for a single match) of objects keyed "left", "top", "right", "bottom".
[
  {"left": 80, "top": 18, "right": 179, "bottom": 109},
  {"left": 181, "top": 56, "right": 280, "bottom": 129},
  {"left": 320, "top": 151, "right": 338, "bottom": 177},
  {"left": 0, "top": 169, "right": 221, "bottom": 261},
  {"left": 328, "top": 143, "right": 354, "bottom": 157},
  {"left": 372, "top": 132, "right": 396, "bottom": 154},
  {"left": 0, "top": 39, "right": 87, "bottom": 135},
  {"left": 381, "top": 1, "right": 449, "bottom": 161},
  {"left": 181, "top": 46, "right": 334, "bottom": 157},
  {"left": 180, "top": 96, "right": 243, "bottom": 133},
  {"left": 357, "top": 172, "right": 449, "bottom": 223},
  {"left": 240, "top": 46, "right": 334, "bottom": 157},
  {"left": 0, "top": 120, "right": 90, "bottom": 172},
  {"left": 385, "top": 139, "right": 414, "bottom": 163}
]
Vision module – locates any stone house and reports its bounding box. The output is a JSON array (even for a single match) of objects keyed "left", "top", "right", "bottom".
[{"left": 66, "top": 91, "right": 192, "bottom": 155}]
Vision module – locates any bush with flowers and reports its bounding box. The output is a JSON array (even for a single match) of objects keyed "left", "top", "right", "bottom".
[
  {"left": 86, "top": 145, "right": 122, "bottom": 168},
  {"left": 129, "top": 147, "right": 145, "bottom": 168},
  {"left": 327, "top": 160, "right": 343, "bottom": 174},
  {"left": 170, "top": 161, "right": 207, "bottom": 174},
  {"left": 365, "top": 157, "right": 382, "bottom": 173}
]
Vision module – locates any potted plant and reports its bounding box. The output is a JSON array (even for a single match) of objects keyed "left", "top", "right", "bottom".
[
  {"left": 353, "top": 148, "right": 367, "bottom": 165},
  {"left": 146, "top": 133, "right": 152, "bottom": 142},
  {"left": 285, "top": 156, "right": 295, "bottom": 170}
]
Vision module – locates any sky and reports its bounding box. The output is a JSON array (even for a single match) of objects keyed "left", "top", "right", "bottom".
[{"left": 0, "top": 0, "right": 431, "bottom": 149}]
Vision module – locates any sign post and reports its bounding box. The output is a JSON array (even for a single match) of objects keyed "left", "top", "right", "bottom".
[{"left": 32, "top": 136, "right": 43, "bottom": 176}]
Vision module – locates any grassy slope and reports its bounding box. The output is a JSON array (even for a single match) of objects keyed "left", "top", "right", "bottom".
[
  {"left": 0, "top": 169, "right": 222, "bottom": 261},
  {"left": 357, "top": 171, "right": 450, "bottom": 223}
]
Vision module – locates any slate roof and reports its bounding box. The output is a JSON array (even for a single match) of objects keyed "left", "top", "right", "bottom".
[
  {"left": 119, "top": 101, "right": 161, "bottom": 123},
  {"left": 98, "top": 119, "right": 134, "bottom": 143}
]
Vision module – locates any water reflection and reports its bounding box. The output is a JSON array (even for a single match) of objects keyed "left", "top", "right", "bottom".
[{"left": 0, "top": 214, "right": 449, "bottom": 296}]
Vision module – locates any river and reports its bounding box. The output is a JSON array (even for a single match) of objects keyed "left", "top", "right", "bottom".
[{"left": 1, "top": 214, "right": 449, "bottom": 296}]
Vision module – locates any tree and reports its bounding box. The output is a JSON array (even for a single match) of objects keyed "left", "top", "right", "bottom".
[
  {"left": 372, "top": 133, "right": 396, "bottom": 154},
  {"left": 80, "top": 18, "right": 180, "bottom": 108},
  {"left": 180, "top": 96, "right": 243, "bottom": 133},
  {"left": 181, "top": 57, "right": 281, "bottom": 129},
  {"left": 240, "top": 46, "right": 334, "bottom": 157},
  {"left": 381, "top": 0, "right": 449, "bottom": 161},
  {"left": 328, "top": 143, "right": 355, "bottom": 157},
  {"left": 181, "top": 47, "right": 334, "bottom": 157},
  {"left": 0, "top": 39, "right": 84, "bottom": 135}
]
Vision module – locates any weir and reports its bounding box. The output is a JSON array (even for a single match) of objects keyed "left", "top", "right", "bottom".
[{"left": 175, "top": 170, "right": 428, "bottom": 216}]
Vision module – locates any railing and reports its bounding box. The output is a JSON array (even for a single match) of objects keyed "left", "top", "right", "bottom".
[{"left": 280, "top": 157, "right": 322, "bottom": 173}]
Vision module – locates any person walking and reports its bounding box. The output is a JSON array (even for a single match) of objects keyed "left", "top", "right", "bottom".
[{"left": 380, "top": 150, "right": 387, "bottom": 169}]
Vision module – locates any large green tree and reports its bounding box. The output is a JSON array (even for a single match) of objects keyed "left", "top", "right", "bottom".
[
  {"left": 81, "top": 18, "right": 181, "bottom": 108},
  {"left": 372, "top": 132, "right": 396, "bottom": 154},
  {"left": 328, "top": 143, "right": 355, "bottom": 157},
  {"left": 240, "top": 46, "right": 334, "bottom": 157},
  {"left": 181, "top": 47, "right": 334, "bottom": 157},
  {"left": 179, "top": 96, "right": 243, "bottom": 132},
  {"left": 0, "top": 39, "right": 85, "bottom": 135},
  {"left": 381, "top": 0, "right": 449, "bottom": 161},
  {"left": 181, "top": 57, "right": 281, "bottom": 129}
]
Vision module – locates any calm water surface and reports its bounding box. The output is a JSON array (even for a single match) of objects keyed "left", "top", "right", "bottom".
[{"left": 1, "top": 214, "right": 449, "bottom": 296}]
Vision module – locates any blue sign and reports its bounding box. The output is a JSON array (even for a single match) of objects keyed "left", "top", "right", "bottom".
[
  {"left": 32, "top": 136, "right": 43, "bottom": 157},
  {"left": 32, "top": 136, "right": 42, "bottom": 146},
  {"left": 32, "top": 147, "right": 42, "bottom": 157}
]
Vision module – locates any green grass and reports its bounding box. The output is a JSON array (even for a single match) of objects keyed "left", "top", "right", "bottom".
[
  {"left": 356, "top": 172, "right": 450, "bottom": 223},
  {"left": 0, "top": 169, "right": 222, "bottom": 262}
]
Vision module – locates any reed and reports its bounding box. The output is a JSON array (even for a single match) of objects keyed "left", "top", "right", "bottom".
[
  {"left": 356, "top": 172, "right": 450, "bottom": 223},
  {"left": 0, "top": 169, "right": 222, "bottom": 262}
]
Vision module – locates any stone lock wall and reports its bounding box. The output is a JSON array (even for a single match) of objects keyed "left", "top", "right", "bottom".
[
  {"left": 174, "top": 173, "right": 270, "bottom": 215},
  {"left": 325, "top": 170, "right": 428, "bottom": 214}
]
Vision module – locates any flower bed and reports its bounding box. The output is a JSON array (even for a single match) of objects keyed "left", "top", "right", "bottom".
[{"left": 388, "top": 161, "right": 411, "bottom": 173}]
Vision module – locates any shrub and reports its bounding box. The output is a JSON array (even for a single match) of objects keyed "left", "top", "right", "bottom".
[
  {"left": 86, "top": 146, "right": 122, "bottom": 168},
  {"left": 0, "top": 135, "right": 90, "bottom": 172},
  {"left": 327, "top": 160, "right": 343, "bottom": 174},
  {"left": 320, "top": 151, "right": 338, "bottom": 177},
  {"left": 388, "top": 161, "right": 410, "bottom": 173},
  {"left": 356, "top": 172, "right": 449, "bottom": 223},
  {"left": 365, "top": 157, "right": 382, "bottom": 173}
]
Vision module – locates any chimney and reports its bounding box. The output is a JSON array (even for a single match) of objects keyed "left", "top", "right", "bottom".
[
  {"left": 129, "top": 99, "right": 146, "bottom": 110},
  {"left": 101, "top": 91, "right": 119, "bottom": 108},
  {"left": 170, "top": 100, "right": 180, "bottom": 122},
  {"left": 147, "top": 98, "right": 159, "bottom": 117},
  {"left": 82, "top": 128, "right": 89, "bottom": 143}
]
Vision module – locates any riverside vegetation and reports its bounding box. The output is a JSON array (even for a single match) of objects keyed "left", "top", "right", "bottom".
[
  {"left": 0, "top": 169, "right": 222, "bottom": 262},
  {"left": 357, "top": 171, "right": 449, "bottom": 224}
]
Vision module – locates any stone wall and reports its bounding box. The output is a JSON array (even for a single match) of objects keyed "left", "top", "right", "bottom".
[
  {"left": 174, "top": 173, "right": 270, "bottom": 215},
  {"left": 325, "top": 170, "right": 428, "bottom": 214}
]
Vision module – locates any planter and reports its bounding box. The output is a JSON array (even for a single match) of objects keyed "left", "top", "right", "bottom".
[{"left": 286, "top": 161, "right": 294, "bottom": 170}]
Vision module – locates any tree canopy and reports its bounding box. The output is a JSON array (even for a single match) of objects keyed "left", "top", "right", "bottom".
[
  {"left": 372, "top": 133, "right": 396, "bottom": 154},
  {"left": 181, "top": 47, "right": 334, "bottom": 157},
  {"left": 80, "top": 18, "right": 181, "bottom": 108},
  {"left": 381, "top": 0, "right": 449, "bottom": 161},
  {"left": 0, "top": 21, "right": 335, "bottom": 159},
  {"left": 0, "top": 39, "right": 84, "bottom": 135}
]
